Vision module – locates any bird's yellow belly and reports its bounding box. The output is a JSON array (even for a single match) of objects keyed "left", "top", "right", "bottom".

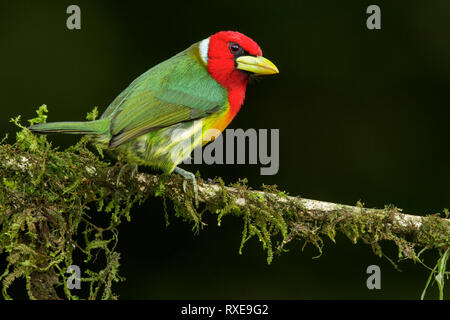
[{"left": 118, "top": 106, "right": 232, "bottom": 173}]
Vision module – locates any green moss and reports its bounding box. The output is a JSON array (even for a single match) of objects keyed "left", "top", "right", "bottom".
[
  {"left": 0, "top": 106, "right": 448, "bottom": 299},
  {"left": 202, "top": 180, "right": 289, "bottom": 264},
  {"left": 0, "top": 106, "right": 139, "bottom": 299},
  {"left": 418, "top": 214, "right": 450, "bottom": 247}
]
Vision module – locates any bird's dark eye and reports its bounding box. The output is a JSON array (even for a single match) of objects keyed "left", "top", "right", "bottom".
[{"left": 229, "top": 42, "right": 244, "bottom": 56}]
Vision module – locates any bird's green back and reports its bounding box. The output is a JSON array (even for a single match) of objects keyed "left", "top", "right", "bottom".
[{"left": 101, "top": 43, "right": 228, "bottom": 148}]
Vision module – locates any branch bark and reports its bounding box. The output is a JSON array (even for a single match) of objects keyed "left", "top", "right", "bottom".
[
  {"left": 136, "top": 171, "right": 450, "bottom": 254},
  {"left": 1, "top": 130, "right": 449, "bottom": 299}
]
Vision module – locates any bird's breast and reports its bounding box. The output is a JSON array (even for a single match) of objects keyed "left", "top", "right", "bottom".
[{"left": 200, "top": 102, "right": 235, "bottom": 145}]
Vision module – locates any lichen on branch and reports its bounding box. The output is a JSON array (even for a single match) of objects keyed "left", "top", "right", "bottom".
[{"left": 0, "top": 106, "right": 449, "bottom": 299}]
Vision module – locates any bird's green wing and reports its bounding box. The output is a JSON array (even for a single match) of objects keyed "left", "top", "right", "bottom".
[{"left": 102, "top": 44, "right": 228, "bottom": 148}]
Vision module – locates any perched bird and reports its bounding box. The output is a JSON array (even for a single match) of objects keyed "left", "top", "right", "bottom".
[{"left": 29, "top": 31, "right": 279, "bottom": 203}]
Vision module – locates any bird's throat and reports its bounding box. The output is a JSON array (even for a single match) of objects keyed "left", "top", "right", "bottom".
[{"left": 227, "top": 85, "right": 247, "bottom": 121}]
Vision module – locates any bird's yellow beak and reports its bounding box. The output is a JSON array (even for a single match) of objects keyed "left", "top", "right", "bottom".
[{"left": 236, "top": 56, "right": 279, "bottom": 75}]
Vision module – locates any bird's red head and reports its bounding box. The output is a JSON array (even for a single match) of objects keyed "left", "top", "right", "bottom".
[
  {"left": 199, "top": 31, "right": 279, "bottom": 117},
  {"left": 207, "top": 31, "right": 262, "bottom": 88}
]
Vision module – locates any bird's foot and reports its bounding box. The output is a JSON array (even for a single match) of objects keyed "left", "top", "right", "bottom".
[{"left": 173, "top": 167, "right": 199, "bottom": 207}]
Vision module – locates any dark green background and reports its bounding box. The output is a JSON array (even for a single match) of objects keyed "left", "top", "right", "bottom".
[{"left": 1, "top": 0, "right": 449, "bottom": 299}]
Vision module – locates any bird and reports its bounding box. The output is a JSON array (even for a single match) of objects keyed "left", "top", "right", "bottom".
[{"left": 29, "top": 31, "right": 279, "bottom": 204}]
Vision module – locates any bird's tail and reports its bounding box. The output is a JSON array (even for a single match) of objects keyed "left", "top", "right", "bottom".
[{"left": 29, "top": 118, "right": 110, "bottom": 135}]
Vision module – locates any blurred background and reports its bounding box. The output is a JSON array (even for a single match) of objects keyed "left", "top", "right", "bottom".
[{"left": 0, "top": 0, "right": 449, "bottom": 299}]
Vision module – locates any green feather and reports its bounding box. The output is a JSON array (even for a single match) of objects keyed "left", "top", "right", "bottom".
[
  {"left": 29, "top": 118, "right": 110, "bottom": 135},
  {"left": 104, "top": 43, "right": 227, "bottom": 147},
  {"left": 29, "top": 42, "right": 229, "bottom": 173}
]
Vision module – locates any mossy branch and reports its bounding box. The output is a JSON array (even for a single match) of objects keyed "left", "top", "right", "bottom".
[{"left": 0, "top": 106, "right": 449, "bottom": 299}]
